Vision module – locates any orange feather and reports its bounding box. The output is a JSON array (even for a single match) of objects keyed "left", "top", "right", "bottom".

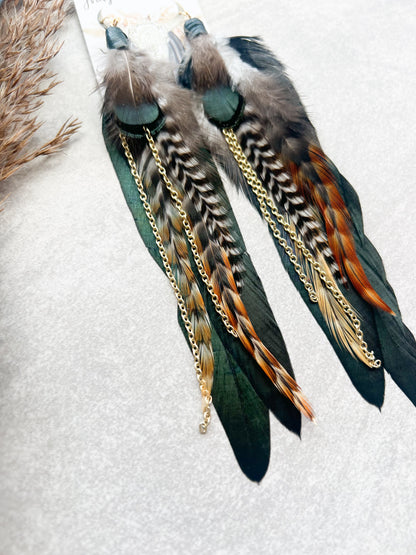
[
  {"left": 305, "top": 145, "right": 394, "bottom": 315},
  {"left": 200, "top": 244, "right": 314, "bottom": 420}
]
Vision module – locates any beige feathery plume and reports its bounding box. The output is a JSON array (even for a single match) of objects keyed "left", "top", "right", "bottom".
[{"left": 0, "top": 0, "right": 80, "bottom": 183}]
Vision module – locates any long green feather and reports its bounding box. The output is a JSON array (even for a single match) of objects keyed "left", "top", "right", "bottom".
[
  {"left": 335, "top": 169, "right": 416, "bottom": 406},
  {"left": 102, "top": 120, "right": 304, "bottom": 481}
]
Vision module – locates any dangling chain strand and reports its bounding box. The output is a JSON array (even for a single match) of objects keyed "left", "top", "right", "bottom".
[
  {"left": 120, "top": 133, "right": 212, "bottom": 433},
  {"left": 222, "top": 127, "right": 381, "bottom": 369}
]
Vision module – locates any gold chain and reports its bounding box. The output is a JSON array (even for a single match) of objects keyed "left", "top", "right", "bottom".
[
  {"left": 144, "top": 128, "right": 238, "bottom": 338},
  {"left": 222, "top": 128, "right": 381, "bottom": 369},
  {"left": 120, "top": 133, "right": 212, "bottom": 433}
]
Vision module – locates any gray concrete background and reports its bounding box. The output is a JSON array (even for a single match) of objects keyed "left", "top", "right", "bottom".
[{"left": 1, "top": 1, "right": 416, "bottom": 553}]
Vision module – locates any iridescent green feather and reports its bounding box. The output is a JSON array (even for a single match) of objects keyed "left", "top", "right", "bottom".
[{"left": 103, "top": 119, "right": 301, "bottom": 482}]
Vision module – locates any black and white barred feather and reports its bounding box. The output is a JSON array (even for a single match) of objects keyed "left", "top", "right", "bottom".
[
  {"left": 236, "top": 107, "right": 344, "bottom": 283},
  {"left": 157, "top": 113, "right": 245, "bottom": 288}
]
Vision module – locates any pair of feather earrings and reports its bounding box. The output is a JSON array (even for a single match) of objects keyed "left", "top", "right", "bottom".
[{"left": 102, "top": 18, "right": 416, "bottom": 481}]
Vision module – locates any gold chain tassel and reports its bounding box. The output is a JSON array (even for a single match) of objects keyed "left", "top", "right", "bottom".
[{"left": 222, "top": 127, "right": 381, "bottom": 369}]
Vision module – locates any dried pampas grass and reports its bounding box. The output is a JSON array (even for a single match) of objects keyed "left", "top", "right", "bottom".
[{"left": 0, "top": 0, "right": 80, "bottom": 183}]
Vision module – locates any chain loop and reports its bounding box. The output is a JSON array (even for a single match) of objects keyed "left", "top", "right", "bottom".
[
  {"left": 222, "top": 128, "right": 381, "bottom": 369},
  {"left": 120, "top": 133, "right": 212, "bottom": 432}
]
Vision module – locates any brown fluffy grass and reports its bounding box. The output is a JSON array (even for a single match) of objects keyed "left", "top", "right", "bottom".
[{"left": 0, "top": 0, "right": 80, "bottom": 183}]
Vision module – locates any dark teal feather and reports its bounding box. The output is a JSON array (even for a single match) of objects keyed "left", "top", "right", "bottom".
[
  {"left": 102, "top": 118, "right": 303, "bottom": 481},
  {"left": 115, "top": 103, "right": 160, "bottom": 126},
  {"left": 203, "top": 87, "right": 238, "bottom": 122},
  {"left": 335, "top": 169, "right": 416, "bottom": 407}
]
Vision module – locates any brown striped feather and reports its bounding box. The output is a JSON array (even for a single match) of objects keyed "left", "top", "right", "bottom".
[{"left": 141, "top": 151, "right": 215, "bottom": 391}]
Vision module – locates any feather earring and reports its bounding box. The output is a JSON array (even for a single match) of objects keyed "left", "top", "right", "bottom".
[
  {"left": 179, "top": 18, "right": 416, "bottom": 409},
  {"left": 101, "top": 24, "right": 314, "bottom": 481}
]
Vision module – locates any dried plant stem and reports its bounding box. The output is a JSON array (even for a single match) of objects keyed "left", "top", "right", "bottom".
[{"left": 0, "top": 0, "right": 80, "bottom": 183}]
